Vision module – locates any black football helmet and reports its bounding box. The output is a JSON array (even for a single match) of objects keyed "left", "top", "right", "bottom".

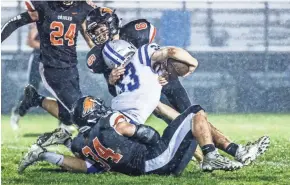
[
  {"left": 50, "top": 1, "right": 77, "bottom": 11},
  {"left": 71, "top": 96, "right": 112, "bottom": 132},
  {"left": 86, "top": 7, "right": 120, "bottom": 45}
]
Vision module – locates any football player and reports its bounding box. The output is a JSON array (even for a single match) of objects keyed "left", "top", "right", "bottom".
[
  {"left": 2, "top": 1, "right": 96, "bottom": 128},
  {"left": 85, "top": 7, "right": 192, "bottom": 123},
  {"left": 18, "top": 41, "right": 270, "bottom": 175}
]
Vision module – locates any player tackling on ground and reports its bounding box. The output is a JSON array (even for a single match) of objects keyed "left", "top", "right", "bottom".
[{"left": 18, "top": 40, "right": 270, "bottom": 174}]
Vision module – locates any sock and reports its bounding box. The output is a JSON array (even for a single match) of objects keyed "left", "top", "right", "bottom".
[
  {"left": 224, "top": 143, "right": 239, "bottom": 157},
  {"left": 65, "top": 139, "right": 72, "bottom": 149},
  {"left": 201, "top": 144, "right": 216, "bottom": 156},
  {"left": 37, "top": 96, "right": 45, "bottom": 107},
  {"left": 40, "top": 152, "right": 64, "bottom": 166}
]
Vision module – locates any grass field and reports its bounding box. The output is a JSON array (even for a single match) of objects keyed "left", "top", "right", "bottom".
[{"left": 1, "top": 114, "right": 290, "bottom": 185}]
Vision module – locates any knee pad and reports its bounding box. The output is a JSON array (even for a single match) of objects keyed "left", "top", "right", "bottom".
[{"left": 57, "top": 101, "right": 73, "bottom": 125}]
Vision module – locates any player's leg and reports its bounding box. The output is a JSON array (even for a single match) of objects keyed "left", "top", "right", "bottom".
[
  {"left": 18, "top": 64, "right": 82, "bottom": 126},
  {"left": 159, "top": 79, "right": 204, "bottom": 162},
  {"left": 154, "top": 78, "right": 191, "bottom": 125},
  {"left": 18, "top": 144, "right": 89, "bottom": 174},
  {"left": 39, "top": 65, "right": 82, "bottom": 125},
  {"left": 208, "top": 121, "right": 270, "bottom": 165},
  {"left": 144, "top": 105, "right": 242, "bottom": 175},
  {"left": 162, "top": 78, "right": 191, "bottom": 113},
  {"left": 10, "top": 51, "right": 41, "bottom": 130}
]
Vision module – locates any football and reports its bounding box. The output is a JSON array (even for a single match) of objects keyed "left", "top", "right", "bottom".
[{"left": 167, "top": 58, "right": 190, "bottom": 77}]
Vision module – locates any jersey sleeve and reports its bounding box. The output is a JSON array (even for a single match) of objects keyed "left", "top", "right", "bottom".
[
  {"left": 80, "top": 1, "right": 96, "bottom": 22},
  {"left": 109, "top": 112, "right": 127, "bottom": 128},
  {"left": 24, "top": 0, "right": 43, "bottom": 12},
  {"left": 86, "top": 45, "right": 107, "bottom": 74},
  {"left": 147, "top": 23, "right": 157, "bottom": 44},
  {"left": 119, "top": 19, "right": 157, "bottom": 48},
  {"left": 136, "top": 43, "right": 160, "bottom": 67}
]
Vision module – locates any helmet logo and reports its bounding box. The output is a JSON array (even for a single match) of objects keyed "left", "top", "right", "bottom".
[
  {"left": 100, "top": 7, "right": 113, "bottom": 15},
  {"left": 82, "top": 97, "right": 96, "bottom": 117}
]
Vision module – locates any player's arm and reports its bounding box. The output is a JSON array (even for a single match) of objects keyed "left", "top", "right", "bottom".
[
  {"left": 155, "top": 102, "right": 180, "bottom": 121},
  {"left": 81, "top": 20, "right": 95, "bottom": 49},
  {"left": 111, "top": 115, "right": 160, "bottom": 144},
  {"left": 1, "top": 8, "right": 39, "bottom": 43},
  {"left": 27, "top": 23, "right": 40, "bottom": 49},
  {"left": 151, "top": 47, "right": 198, "bottom": 76}
]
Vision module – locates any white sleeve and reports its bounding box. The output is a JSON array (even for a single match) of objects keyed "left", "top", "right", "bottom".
[{"left": 137, "top": 43, "right": 160, "bottom": 67}]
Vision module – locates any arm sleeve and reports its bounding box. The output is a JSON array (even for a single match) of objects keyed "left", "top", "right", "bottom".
[
  {"left": 1, "top": 12, "right": 34, "bottom": 43},
  {"left": 131, "top": 124, "right": 160, "bottom": 144},
  {"left": 137, "top": 43, "right": 160, "bottom": 67}
]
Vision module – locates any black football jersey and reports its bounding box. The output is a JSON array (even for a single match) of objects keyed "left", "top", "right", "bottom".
[
  {"left": 25, "top": 1, "right": 94, "bottom": 68},
  {"left": 71, "top": 112, "right": 147, "bottom": 175}
]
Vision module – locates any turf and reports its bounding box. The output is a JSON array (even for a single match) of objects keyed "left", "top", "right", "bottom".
[{"left": 1, "top": 114, "right": 290, "bottom": 185}]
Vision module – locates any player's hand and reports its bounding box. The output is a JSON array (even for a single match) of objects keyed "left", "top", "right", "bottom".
[
  {"left": 158, "top": 76, "right": 168, "bottom": 86},
  {"left": 109, "top": 66, "right": 125, "bottom": 85}
]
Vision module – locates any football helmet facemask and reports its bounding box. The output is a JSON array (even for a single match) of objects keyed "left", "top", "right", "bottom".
[{"left": 86, "top": 7, "right": 121, "bottom": 45}]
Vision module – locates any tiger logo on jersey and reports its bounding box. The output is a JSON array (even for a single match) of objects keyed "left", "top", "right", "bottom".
[
  {"left": 82, "top": 97, "right": 96, "bottom": 117},
  {"left": 100, "top": 7, "right": 113, "bottom": 15}
]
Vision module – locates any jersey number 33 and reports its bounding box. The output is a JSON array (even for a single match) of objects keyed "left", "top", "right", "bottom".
[{"left": 118, "top": 63, "right": 140, "bottom": 93}]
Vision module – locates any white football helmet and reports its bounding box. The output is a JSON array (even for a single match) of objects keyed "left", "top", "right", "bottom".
[{"left": 102, "top": 40, "right": 136, "bottom": 69}]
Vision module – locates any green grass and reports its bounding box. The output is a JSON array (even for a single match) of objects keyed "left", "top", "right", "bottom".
[{"left": 1, "top": 114, "right": 290, "bottom": 185}]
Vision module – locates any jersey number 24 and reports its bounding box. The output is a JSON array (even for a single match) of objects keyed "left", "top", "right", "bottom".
[{"left": 50, "top": 21, "right": 76, "bottom": 46}]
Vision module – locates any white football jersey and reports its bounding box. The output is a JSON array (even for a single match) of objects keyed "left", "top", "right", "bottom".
[{"left": 111, "top": 43, "right": 162, "bottom": 125}]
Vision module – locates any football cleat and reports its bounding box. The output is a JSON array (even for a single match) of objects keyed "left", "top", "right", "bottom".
[
  {"left": 18, "top": 85, "right": 41, "bottom": 116},
  {"left": 202, "top": 150, "right": 243, "bottom": 172},
  {"left": 59, "top": 122, "right": 77, "bottom": 134},
  {"left": 235, "top": 136, "right": 270, "bottom": 166},
  {"left": 10, "top": 106, "right": 20, "bottom": 130},
  {"left": 18, "top": 144, "right": 46, "bottom": 173},
  {"left": 37, "top": 128, "right": 72, "bottom": 147}
]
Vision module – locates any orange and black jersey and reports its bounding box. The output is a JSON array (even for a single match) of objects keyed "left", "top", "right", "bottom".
[
  {"left": 71, "top": 112, "right": 147, "bottom": 175},
  {"left": 86, "top": 19, "right": 156, "bottom": 74},
  {"left": 25, "top": 1, "right": 95, "bottom": 68}
]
